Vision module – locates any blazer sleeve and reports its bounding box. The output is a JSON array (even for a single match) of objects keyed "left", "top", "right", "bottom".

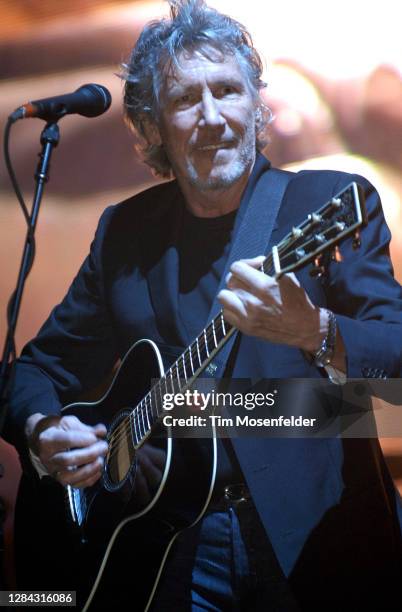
[
  {"left": 324, "top": 173, "right": 402, "bottom": 378},
  {"left": 5, "top": 205, "right": 120, "bottom": 449}
]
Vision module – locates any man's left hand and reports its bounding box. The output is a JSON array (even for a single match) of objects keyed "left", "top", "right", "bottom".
[{"left": 218, "top": 256, "right": 327, "bottom": 353}]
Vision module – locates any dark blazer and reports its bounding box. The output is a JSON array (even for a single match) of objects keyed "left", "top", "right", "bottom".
[{"left": 7, "top": 155, "right": 402, "bottom": 607}]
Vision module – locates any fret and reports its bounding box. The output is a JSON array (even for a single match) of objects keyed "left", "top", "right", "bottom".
[
  {"left": 144, "top": 394, "right": 151, "bottom": 430},
  {"left": 175, "top": 358, "right": 182, "bottom": 383},
  {"left": 141, "top": 398, "right": 147, "bottom": 432},
  {"left": 168, "top": 367, "right": 180, "bottom": 394},
  {"left": 173, "top": 361, "right": 181, "bottom": 391},
  {"left": 158, "top": 378, "right": 165, "bottom": 408},
  {"left": 149, "top": 393, "right": 155, "bottom": 427},
  {"left": 167, "top": 369, "right": 175, "bottom": 394},
  {"left": 181, "top": 353, "right": 187, "bottom": 382},
  {"left": 139, "top": 401, "right": 146, "bottom": 439},
  {"left": 163, "top": 375, "right": 170, "bottom": 397},
  {"left": 203, "top": 329, "right": 209, "bottom": 357},
  {"left": 220, "top": 312, "right": 226, "bottom": 337},
  {"left": 206, "top": 323, "right": 218, "bottom": 354},
  {"left": 175, "top": 361, "right": 182, "bottom": 390},
  {"left": 156, "top": 380, "right": 165, "bottom": 415},
  {"left": 129, "top": 411, "right": 135, "bottom": 446},
  {"left": 213, "top": 314, "right": 225, "bottom": 344},
  {"left": 175, "top": 355, "right": 186, "bottom": 391},
  {"left": 133, "top": 406, "right": 140, "bottom": 445},
  {"left": 198, "top": 332, "right": 209, "bottom": 364},
  {"left": 188, "top": 346, "right": 195, "bottom": 375},
  {"left": 153, "top": 386, "right": 160, "bottom": 420},
  {"left": 211, "top": 319, "right": 218, "bottom": 348},
  {"left": 195, "top": 337, "right": 202, "bottom": 368}
]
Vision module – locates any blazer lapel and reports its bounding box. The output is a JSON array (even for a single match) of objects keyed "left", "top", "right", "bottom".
[{"left": 141, "top": 183, "right": 188, "bottom": 347}]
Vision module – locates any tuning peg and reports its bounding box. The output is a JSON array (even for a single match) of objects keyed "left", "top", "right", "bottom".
[
  {"left": 331, "top": 245, "right": 343, "bottom": 263},
  {"left": 335, "top": 221, "right": 346, "bottom": 232},
  {"left": 331, "top": 197, "right": 342, "bottom": 209},
  {"left": 292, "top": 227, "right": 303, "bottom": 239},
  {"left": 310, "top": 256, "right": 325, "bottom": 278},
  {"left": 352, "top": 230, "right": 361, "bottom": 249},
  {"left": 314, "top": 233, "right": 326, "bottom": 245},
  {"left": 308, "top": 213, "right": 322, "bottom": 225}
]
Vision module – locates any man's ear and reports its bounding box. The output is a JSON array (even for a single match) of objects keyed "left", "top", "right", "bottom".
[{"left": 142, "top": 119, "right": 162, "bottom": 146}]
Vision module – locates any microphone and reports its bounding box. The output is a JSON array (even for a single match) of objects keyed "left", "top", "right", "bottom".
[{"left": 9, "top": 84, "right": 112, "bottom": 123}]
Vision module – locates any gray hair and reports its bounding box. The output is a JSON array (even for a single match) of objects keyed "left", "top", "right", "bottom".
[{"left": 122, "top": 0, "right": 271, "bottom": 177}]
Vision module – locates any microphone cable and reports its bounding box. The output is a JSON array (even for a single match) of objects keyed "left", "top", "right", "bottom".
[{"left": 3, "top": 116, "right": 35, "bottom": 365}]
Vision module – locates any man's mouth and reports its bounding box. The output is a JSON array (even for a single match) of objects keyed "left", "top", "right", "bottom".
[{"left": 196, "top": 141, "right": 233, "bottom": 151}]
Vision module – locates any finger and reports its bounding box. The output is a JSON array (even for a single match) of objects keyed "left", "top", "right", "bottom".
[
  {"left": 52, "top": 439, "right": 109, "bottom": 470},
  {"left": 277, "top": 272, "right": 301, "bottom": 289},
  {"left": 219, "top": 286, "right": 271, "bottom": 321},
  {"left": 38, "top": 427, "right": 100, "bottom": 457},
  {"left": 58, "top": 456, "right": 104, "bottom": 488},
  {"left": 70, "top": 468, "right": 104, "bottom": 489},
  {"left": 277, "top": 273, "right": 315, "bottom": 309},
  {"left": 226, "top": 274, "right": 250, "bottom": 292},
  {"left": 225, "top": 279, "right": 274, "bottom": 312},
  {"left": 221, "top": 308, "right": 243, "bottom": 330},
  {"left": 59, "top": 416, "right": 107, "bottom": 444},
  {"left": 218, "top": 289, "right": 248, "bottom": 318},
  {"left": 286, "top": 272, "right": 300, "bottom": 286},
  {"left": 93, "top": 423, "right": 107, "bottom": 438},
  {"left": 225, "top": 256, "right": 266, "bottom": 285},
  {"left": 229, "top": 261, "right": 277, "bottom": 300},
  {"left": 237, "top": 255, "right": 266, "bottom": 268}
]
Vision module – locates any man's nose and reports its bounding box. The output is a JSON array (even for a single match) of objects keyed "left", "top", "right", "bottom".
[{"left": 199, "top": 92, "right": 225, "bottom": 128}]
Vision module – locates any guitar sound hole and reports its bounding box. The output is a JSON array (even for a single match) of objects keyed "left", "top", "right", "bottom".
[{"left": 106, "top": 419, "right": 136, "bottom": 486}]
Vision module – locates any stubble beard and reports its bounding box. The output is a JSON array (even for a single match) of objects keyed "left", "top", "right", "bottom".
[{"left": 183, "top": 125, "right": 256, "bottom": 193}]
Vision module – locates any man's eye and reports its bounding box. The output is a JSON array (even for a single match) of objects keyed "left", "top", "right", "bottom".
[
  {"left": 219, "top": 86, "right": 236, "bottom": 96},
  {"left": 175, "top": 94, "right": 192, "bottom": 106}
]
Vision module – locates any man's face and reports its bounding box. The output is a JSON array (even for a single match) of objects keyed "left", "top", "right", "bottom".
[{"left": 154, "top": 49, "right": 258, "bottom": 192}]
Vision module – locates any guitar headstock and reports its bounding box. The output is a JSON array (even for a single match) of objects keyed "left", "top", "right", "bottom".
[{"left": 270, "top": 182, "right": 367, "bottom": 278}]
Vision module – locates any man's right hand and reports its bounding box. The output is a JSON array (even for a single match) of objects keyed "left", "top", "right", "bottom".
[{"left": 24, "top": 413, "right": 108, "bottom": 488}]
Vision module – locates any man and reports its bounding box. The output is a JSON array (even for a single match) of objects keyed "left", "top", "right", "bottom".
[{"left": 6, "top": 1, "right": 402, "bottom": 610}]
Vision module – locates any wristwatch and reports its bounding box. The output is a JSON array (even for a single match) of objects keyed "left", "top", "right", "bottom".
[{"left": 313, "top": 310, "right": 337, "bottom": 368}]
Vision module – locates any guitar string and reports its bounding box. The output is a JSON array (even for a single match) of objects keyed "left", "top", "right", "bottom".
[{"left": 104, "top": 215, "right": 343, "bottom": 467}]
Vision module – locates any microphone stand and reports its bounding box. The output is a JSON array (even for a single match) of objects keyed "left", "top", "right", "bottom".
[{"left": 0, "top": 121, "right": 60, "bottom": 436}]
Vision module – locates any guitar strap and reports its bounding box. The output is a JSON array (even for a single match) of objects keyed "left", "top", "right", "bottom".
[{"left": 204, "top": 158, "right": 294, "bottom": 379}]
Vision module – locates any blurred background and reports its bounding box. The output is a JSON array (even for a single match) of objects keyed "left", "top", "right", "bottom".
[{"left": 0, "top": 0, "right": 401, "bottom": 585}]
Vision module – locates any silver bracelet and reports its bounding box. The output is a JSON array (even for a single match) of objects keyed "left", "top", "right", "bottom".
[{"left": 313, "top": 310, "right": 337, "bottom": 368}]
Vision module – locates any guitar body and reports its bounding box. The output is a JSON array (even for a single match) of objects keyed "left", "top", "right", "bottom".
[{"left": 59, "top": 339, "right": 216, "bottom": 611}]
